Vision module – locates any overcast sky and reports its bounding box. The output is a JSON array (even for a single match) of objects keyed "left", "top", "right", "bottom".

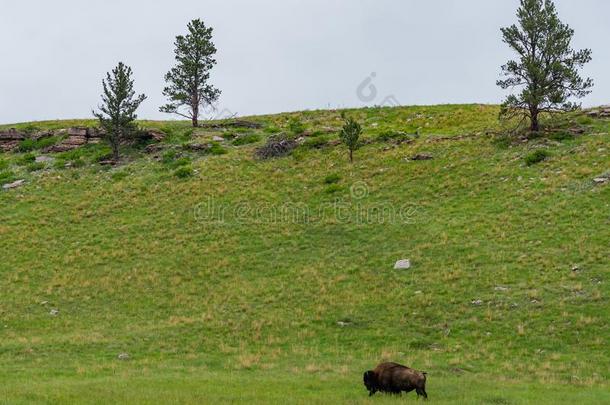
[{"left": 1, "top": 0, "right": 608, "bottom": 124}]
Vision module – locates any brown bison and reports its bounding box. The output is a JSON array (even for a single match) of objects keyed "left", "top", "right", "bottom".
[{"left": 363, "top": 362, "right": 428, "bottom": 398}]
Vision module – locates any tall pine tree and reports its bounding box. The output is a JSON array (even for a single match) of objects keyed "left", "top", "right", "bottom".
[
  {"left": 93, "top": 62, "right": 146, "bottom": 161},
  {"left": 498, "top": 0, "right": 593, "bottom": 132},
  {"left": 160, "top": 19, "right": 221, "bottom": 127}
]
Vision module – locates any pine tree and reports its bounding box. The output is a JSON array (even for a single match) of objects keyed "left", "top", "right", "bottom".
[
  {"left": 93, "top": 62, "right": 147, "bottom": 161},
  {"left": 339, "top": 115, "right": 362, "bottom": 163},
  {"left": 160, "top": 19, "right": 221, "bottom": 127},
  {"left": 498, "top": 0, "right": 593, "bottom": 132}
]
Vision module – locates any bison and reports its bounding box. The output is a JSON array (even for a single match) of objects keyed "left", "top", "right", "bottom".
[{"left": 363, "top": 362, "right": 428, "bottom": 399}]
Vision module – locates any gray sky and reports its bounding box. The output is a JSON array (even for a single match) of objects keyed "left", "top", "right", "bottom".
[{"left": 1, "top": 0, "right": 609, "bottom": 124}]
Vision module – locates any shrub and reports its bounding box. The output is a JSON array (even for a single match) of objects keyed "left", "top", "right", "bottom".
[
  {"left": 17, "top": 153, "right": 36, "bottom": 166},
  {"left": 17, "top": 139, "right": 37, "bottom": 152},
  {"left": 209, "top": 142, "right": 228, "bottom": 155},
  {"left": 263, "top": 125, "right": 281, "bottom": 134},
  {"left": 377, "top": 131, "right": 414, "bottom": 142},
  {"left": 0, "top": 170, "right": 16, "bottom": 184},
  {"left": 162, "top": 150, "right": 178, "bottom": 164},
  {"left": 302, "top": 137, "right": 328, "bottom": 149},
  {"left": 254, "top": 134, "right": 297, "bottom": 160},
  {"left": 492, "top": 134, "right": 513, "bottom": 149},
  {"left": 111, "top": 171, "right": 129, "bottom": 181},
  {"left": 525, "top": 149, "right": 551, "bottom": 166},
  {"left": 27, "top": 162, "right": 46, "bottom": 172},
  {"left": 324, "top": 184, "right": 342, "bottom": 194},
  {"left": 232, "top": 134, "right": 261, "bottom": 146},
  {"left": 324, "top": 174, "right": 341, "bottom": 184},
  {"left": 549, "top": 130, "right": 574, "bottom": 141},
  {"left": 170, "top": 157, "right": 192, "bottom": 169},
  {"left": 174, "top": 166, "right": 194, "bottom": 178},
  {"left": 53, "top": 159, "right": 67, "bottom": 170},
  {"left": 18, "top": 136, "right": 61, "bottom": 152},
  {"left": 288, "top": 118, "right": 305, "bottom": 135},
  {"left": 70, "top": 158, "right": 86, "bottom": 168}
]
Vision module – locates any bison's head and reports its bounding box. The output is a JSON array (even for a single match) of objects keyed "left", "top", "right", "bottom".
[{"left": 363, "top": 370, "right": 377, "bottom": 396}]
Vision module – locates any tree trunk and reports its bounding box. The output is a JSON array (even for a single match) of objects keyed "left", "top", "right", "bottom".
[
  {"left": 530, "top": 108, "right": 540, "bottom": 132},
  {"left": 191, "top": 95, "right": 199, "bottom": 127},
  {"left": 349, "top": 149, "right": 353, "bottom": 163},
  {"left": 112, "top": 141, "right": 120, "bottom": 161}
]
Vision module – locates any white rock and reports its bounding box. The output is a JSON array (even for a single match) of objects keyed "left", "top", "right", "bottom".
[
  {"left": 49, "top": 309, "right": 59, "bottom": 316},
  {"left": 2, "top": 180, "right": 25, "bottom": 190},
  {"left": 117, "top": 352, "right": 130, "bottom": 360},
  {"left": 35, "top": 156, "right": 54, "bottom": 163},
  {"left": 471, "top": 299, "right": 483, "bottom": 306},
  {"left": 494, "top": 286, "right": 509, "bottom": 292},
  {"left": 394, "top": 259, "right": 411, "bottom": 270},
  {"left": 212, "top": 136, "right": 225, "bottom": 142}
]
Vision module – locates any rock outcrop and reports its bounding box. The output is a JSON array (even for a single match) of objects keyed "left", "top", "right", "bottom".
[
  {"left": 0, "top": 129, "right": 26, "bottom": 152},
  {"left": 44, "top": 127, "right": 103, "bottom": 153},
  {"left": 0, "top": 127, "right": 165, "bottom": 154},
  {"left": 586, "top": 106, "right": 610, "bottom": 118}
]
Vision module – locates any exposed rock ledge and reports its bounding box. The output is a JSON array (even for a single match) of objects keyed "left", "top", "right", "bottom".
[{"left": 0, "top": 127, "right": 165, "bottom": 153}]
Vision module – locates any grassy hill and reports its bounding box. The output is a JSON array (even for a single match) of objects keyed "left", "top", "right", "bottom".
[{"left": 1, "top": 105, "right": 609, "bottom": 404}]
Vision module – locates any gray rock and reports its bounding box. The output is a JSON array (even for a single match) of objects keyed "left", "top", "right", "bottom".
[
  {"left": 117, "top": 352, "right": 130, "bottom": 360},
  {"left": 410, "top": 153, "right": 433, "bottom": 161},
  {"left": 471, "top": 299, "right": 483, "bottom": 306},
  {"left": 49, "top": 309, "right": 59, "bottom": 316},
  {"left": 35, "top": 156, "right": 54, "bottom": 163},
  {"left": 394, "top": 259, "right": 411, "bottom": 270},
  {"left": 2, "top": 180, "right": 25, "bottom": 190},
  {"left": 494, "top": 286, "right": 509, "bottom": 292},
  {"left": 212, "top": 136, "right": 225, "bottom": 142}
]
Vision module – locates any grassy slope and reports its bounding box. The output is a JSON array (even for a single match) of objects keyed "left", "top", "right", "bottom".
[{"left": 0, "top": 105, "right": 609, "bottom": 404}]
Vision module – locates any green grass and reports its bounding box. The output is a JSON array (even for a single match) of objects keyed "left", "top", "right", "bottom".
[
  {"left": 0, "top": 104, "right": 608, "bottom": 403},
  {"left": 232, "top": 133, "right": 261, "bottom": 146}
]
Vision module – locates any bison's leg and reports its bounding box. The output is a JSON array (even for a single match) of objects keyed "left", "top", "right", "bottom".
[{"left": 416, "top": 388, "right": 428, "bottom": 400}]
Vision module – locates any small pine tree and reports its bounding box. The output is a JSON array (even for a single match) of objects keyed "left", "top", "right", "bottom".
[
  {"left": 160, "top": 19, "right": 221, "bottom": 127},
  {"left": 339, "top": 115, "right": 362, "bottom": 163},
  {"left": 93, "top": 62, "right": 146, "bottom": 161},
  {"left": 498, "top": 0, "right": 593, "bottom": 132}
]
